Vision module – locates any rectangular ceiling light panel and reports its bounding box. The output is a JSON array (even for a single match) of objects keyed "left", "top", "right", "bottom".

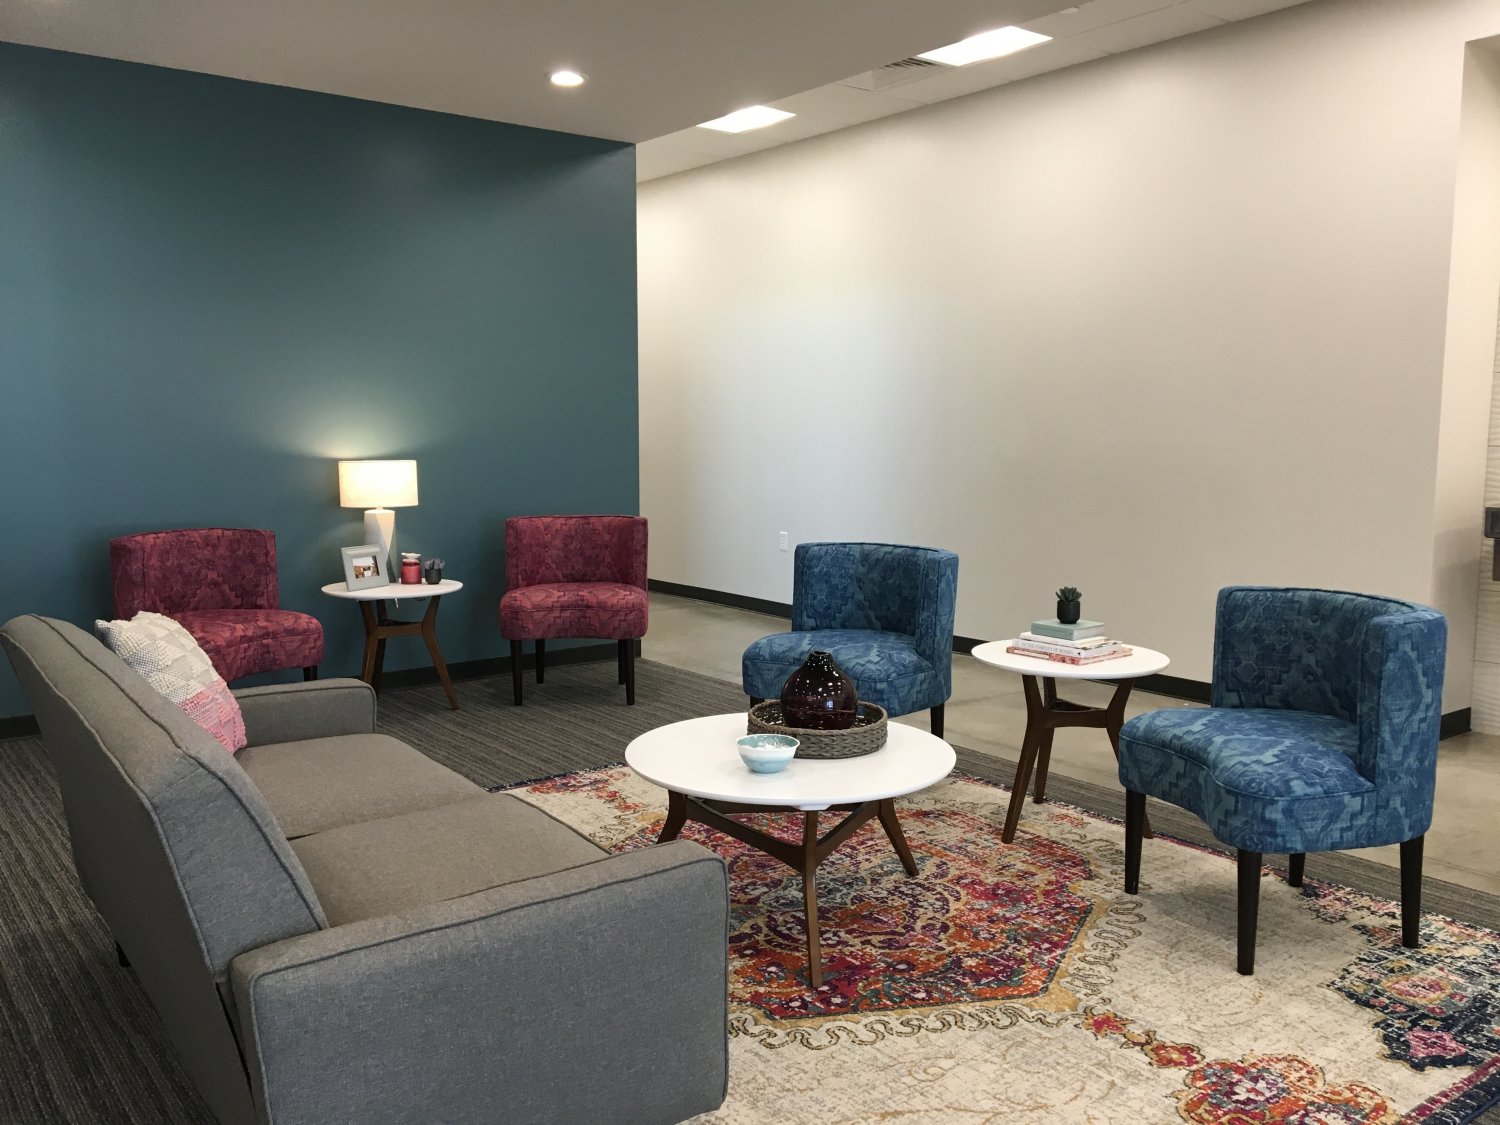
[
  {"left": 697, "top": 106, "right": 796, "bottom": 133},
  {"left": 917, "top": 26, "right": 1051, "bottom": 67}
]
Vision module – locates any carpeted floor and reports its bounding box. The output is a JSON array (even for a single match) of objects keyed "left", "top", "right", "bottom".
[{"left": 0, "top": 658, "right": 1497, "bottom": 1122}]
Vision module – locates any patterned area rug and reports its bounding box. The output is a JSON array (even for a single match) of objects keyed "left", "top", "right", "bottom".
[{"left": 508, "top": 766, "right": 1500, "bottom": 1124}]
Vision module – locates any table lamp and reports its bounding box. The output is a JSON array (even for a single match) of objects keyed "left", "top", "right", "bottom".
[{"left": 338, "top": 459, "right": 418, "bottom": 573}]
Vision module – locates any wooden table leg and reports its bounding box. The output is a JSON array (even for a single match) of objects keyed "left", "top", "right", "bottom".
[
  {"left": 1033, "top": 677, "right": 1058, "bottom": 804},
  {"left": 371, "top": 603, "right": 394, "bottom": 693},
  {"left": 802, "top": 810, "right": 823, "bottom": 988},
  {"left": 1002, "top": 675, "right": 1046, "bottom": 843},
  {"left": 420, "top": 596, "right": 459, "bottom": 710},
  {"left": 878, "top": 799, "right": 919, "bottom": 876},
  {"left": 1104, "top": 680, "right": 1151, "bottom": 838},
  {"left": 358, "top": 602, "right": 380, "bottom": 684},
  {"left": 657, "top": 790, "right": 687, "bottom": 843}
]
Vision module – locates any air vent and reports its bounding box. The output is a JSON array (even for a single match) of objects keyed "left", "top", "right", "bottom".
[{"left": 837, "top": 56, "right": 955, "bottom": 93}]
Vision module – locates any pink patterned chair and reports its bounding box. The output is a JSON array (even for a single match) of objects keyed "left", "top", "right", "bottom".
[
  {"left": 499, "top": 516, "right": 648, "bottom": 706},
  {"left": 110, "top": 528, "right": 324, "bottom": 683}
]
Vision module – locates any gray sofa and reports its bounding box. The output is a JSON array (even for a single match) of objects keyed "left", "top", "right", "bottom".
[{"left": 1, "top": 615, "right": 729, "bottom": 1125}]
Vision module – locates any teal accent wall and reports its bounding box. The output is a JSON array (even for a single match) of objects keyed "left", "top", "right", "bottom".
[{"left": 0, "top": 43, "right": 639, "bottom": 717}]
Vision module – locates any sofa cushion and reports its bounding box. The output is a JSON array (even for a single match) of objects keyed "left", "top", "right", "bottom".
[
  {"left": 94, "top": 611, "right": 247, "bottom": 753},
  {"left": 174, "top": 608, "right": 325, "bottom": 683},
  {"left": 237, "top": 734, "right": 482, "bottom": 839},
  {"left": 291, "top": 794, "right": 608, "bottom": 926},
  {"left": 1119, "top": 707, "right": 1371, "bottom": 800},
  {"left": 1118, "top": 706, "right": 1378, "bottom": 853},
  {"left": 499, "top": 582, "right": 647, "bottom": 640}
]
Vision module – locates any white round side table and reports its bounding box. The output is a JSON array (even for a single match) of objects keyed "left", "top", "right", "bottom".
[
  {"left": 970, "top": 640, "right": 1169, "bottom": 842},
  {"left": 320, "top": 579, "right": 464, "bottom": 709}
]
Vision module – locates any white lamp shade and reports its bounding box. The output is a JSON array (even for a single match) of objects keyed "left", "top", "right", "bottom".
[{"left": 338, "top": 460, "right": 419, "bottom": 509}]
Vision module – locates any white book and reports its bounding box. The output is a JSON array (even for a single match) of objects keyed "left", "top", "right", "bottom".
[
  {"left": 1018, "top": 632, "right": 1117, "bottom": 650},
  {"left": 1012, "top": 636, "right": 1126, "bottom": 659}
]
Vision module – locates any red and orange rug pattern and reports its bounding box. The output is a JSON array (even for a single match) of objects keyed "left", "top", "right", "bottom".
[{"left": 511, "top": 767, "right": 1500, "bottom": 1124}]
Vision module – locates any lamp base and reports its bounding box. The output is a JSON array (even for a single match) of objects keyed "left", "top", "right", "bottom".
[{"left": 365, "top": 508, "right": 396, "bottom": 577}]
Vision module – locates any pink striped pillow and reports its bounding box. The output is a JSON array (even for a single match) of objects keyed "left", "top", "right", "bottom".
[{"left": 95, "top": 612, "right": 248, "bottom": 753}]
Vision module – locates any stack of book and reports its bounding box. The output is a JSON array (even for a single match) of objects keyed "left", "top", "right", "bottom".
[{"left": 1007, "top": 618, "right": 1132, "bottom": 665}]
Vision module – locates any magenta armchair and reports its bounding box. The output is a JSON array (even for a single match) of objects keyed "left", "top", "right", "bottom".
[
  {"left": 499, "top": 516, "right": 648, "bottom": 705},
  {"left": 110, "top": 528, "right": 324, "bottom": 683}
]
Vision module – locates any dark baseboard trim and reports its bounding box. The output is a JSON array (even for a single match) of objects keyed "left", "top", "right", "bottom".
[
  {"left": 649, "top": 579, "right": 792, "bottom": 619},
  {"left": 1131, "top": 673, "right": 1212, "bottom": 705},
  {"left": 378, "top": 641, "right": 623, "bottom": 690},
  {"left": 650, "top": 581, "right": 1475, "bottom": 742},
  {"left": 1441, "top": 707, "right": 1472, "bottom": 740},
  {"left": 0, "top": 715, "right": 40, "bottom": 740}
]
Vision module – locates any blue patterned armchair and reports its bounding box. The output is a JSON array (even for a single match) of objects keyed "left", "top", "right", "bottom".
[
  {"left": 741, "top": 543, "right": 959, "bottom": 736},
  {"left": 1118, "top": 586, "right": 1446, "bottom": 975}
]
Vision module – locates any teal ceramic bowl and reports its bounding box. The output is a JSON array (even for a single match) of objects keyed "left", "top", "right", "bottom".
[{"left": 736, "top": 733, "right": 798, "bottom": 774}]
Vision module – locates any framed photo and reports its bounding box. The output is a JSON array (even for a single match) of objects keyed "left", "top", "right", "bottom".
[{"left": 341, "top": 544, "right": 388, "bottom": 591}]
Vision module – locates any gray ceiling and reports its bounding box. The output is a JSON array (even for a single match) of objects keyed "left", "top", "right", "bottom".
[
  {"left": 0, "top": 0, "right": 1063, "bottom": 142},
  {"left": 1, "top": 0, "right": 1313, "bottom": 181}
]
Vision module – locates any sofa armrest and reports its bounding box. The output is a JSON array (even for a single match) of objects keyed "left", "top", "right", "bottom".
[
  {"left": 230, "top": 841, "right": 728, "bottom": 1125},
  {"left": 233, "top": 679, "right": 376, "bottom": 746}
]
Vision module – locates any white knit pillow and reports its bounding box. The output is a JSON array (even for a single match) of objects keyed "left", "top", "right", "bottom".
[{"left": 95, "top": 612, "right": 247, "bottom": 754}]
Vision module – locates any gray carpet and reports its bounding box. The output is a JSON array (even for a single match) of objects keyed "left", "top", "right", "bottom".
[{"left": 0, "top": 658, "right": 1496, "bottom": 1123}]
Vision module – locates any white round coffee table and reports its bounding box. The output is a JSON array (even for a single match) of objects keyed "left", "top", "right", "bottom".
[
  {"left": 971, "top": 640, "right": 1169, "bottom": 842},
  {"left": 626, "top": 713, "right": 954, "bottom": 987},
  {"left": 320, "top": 579, "right": 464, "bottom": 709}
]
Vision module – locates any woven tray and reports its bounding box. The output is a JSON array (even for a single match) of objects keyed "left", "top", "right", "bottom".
[{"left": 746, "top": 700, "right": 888, "bottom": 759}]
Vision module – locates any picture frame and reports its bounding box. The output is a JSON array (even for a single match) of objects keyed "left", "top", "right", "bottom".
[{"left": 341, "top": 544, "right": 388, "bottom": 591}]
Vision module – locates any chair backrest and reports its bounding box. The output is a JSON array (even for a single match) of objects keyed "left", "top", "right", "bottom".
[
  {"left": 0, "top": 615, "right": 327, "bottom": 1125},
  {"left": 791, "top": 542, "right": 959, "bottom": 688},
  {"left": 1211, "top": 586, "right": 1436, "bottom": 722},
  {"left": 505, "top": 516, "right": 648, "bottom": 589},
  {"left": 111, "top": 528, "right": 280, "bottom": 617}
]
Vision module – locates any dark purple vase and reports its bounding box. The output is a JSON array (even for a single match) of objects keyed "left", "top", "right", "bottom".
[{"left": 780, "top": 650, "right": 858, "bottom": 730}]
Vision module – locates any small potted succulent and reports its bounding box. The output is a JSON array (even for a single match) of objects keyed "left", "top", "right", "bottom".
[
  {"left": 424, "top": 556, "right": 446, "bottom": 585},
  {"left": 1055, "top": 585, "right": 1082, "bottom": 625}
]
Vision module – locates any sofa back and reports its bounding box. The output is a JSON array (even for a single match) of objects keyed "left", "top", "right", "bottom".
[
  {"left": 111, "top": 527, "right": 280, "bottom": 616},
  {"left": 795, "top": 536, "right": 955, "bottom": 628},
  {"left": 1211, "top": 586, "right": 1432, "bottom": 723},
  {"left": 0, "top": 615, "right": 326, "bottom": 1125},
  {"left": 505, "top": 515, "right": 648, "bottom": 589}
]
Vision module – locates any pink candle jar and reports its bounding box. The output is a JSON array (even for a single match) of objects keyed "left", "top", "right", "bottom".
[{"left": 400, "top": 554, "right": 422, "bottom": 584}]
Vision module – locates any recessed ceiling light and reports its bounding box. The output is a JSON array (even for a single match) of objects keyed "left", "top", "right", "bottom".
[
  {"left": 916, "top": 26, "right": 1051, "bottom": 67},
  {"left": 550, "top": 70, "right": 586, "bottom": 88},
  {"left": 696, "top": 106, "right": 796, "bottom": 134}
]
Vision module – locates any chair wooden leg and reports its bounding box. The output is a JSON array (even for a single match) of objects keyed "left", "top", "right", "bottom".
[
  {"left": 930, "top": 703, "right": 945, "bottom": 739},
  {"left": 1287, "top": 853, "right": 1305, "bottom": 888},
  {"left": 509, "top": 640, "right": 524, "bottom": 705},
  {"left": 1124, "top": 790, "right": 1145, "bottom": 894},
  {"left": 1400, "top": 835, "right": 1423, "bottom": 949},
  {"left": 534, "top": 639, "right": 545, "bottom": 684},
  {"left": 618, "top": 639, "right": 627, "bottom": 684},
  {"left": 1237, "top": 850, "right": 1262, "bottom": 976},
  {"left": 624, "top": 639, "right": 636, "bottom": 705},
  {"left": 302, "top": 666, "right": 318, "bottom": 681}
]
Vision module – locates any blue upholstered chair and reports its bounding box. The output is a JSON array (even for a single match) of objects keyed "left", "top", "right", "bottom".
[
  {"left": 1118, "top": 586, "right": 1446, "bottom": 975},
  {"left": 741, "top": 542, "right": 959, "bottom": 736}
]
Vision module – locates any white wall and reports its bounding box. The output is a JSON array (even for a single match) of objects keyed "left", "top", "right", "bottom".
[
  {"left": 1473, "top": 304, "right": 1500, "bottom": 730},
  {"left": 640, "top": 0, "right": 1500, "bottom": 708},
  {"left": 1441, "top": 39, "right": 1500, "bottom": 724}
]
